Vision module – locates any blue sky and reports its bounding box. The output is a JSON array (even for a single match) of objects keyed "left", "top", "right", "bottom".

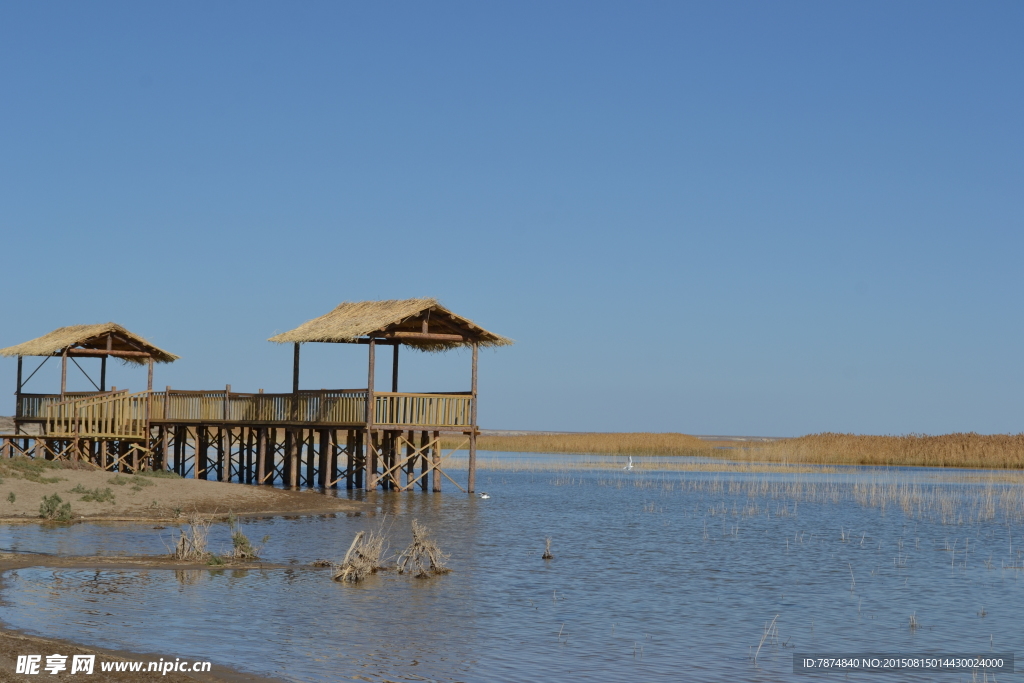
[{"left": 1, "top": 2, "right": 1021, "bottom": 435}]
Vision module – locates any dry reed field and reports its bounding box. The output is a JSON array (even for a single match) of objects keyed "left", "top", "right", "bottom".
[
  {"left": 445, "top": 432, "right": 713, "bottom": 456},
  {"left": 754, "top": 432, "right": 1024, "bottom": 469},
  {"left": 453, "top": 431, "right": 1024, "bottom": 470}
]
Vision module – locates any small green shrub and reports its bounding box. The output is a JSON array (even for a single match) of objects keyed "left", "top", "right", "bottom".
[
  {"left": 39, "top": 494, "right": 72, "bottom": 522},
  {"left": 7, "top": 492, "right": 15, "bottom": 503},
  {"left": 70, "top": 485, "right": 115, "bottom": 503},
  {"left": 9, "top": 457, "right": 63, "bottom": 483},
  {"left": 110, "top": 475, "right": 129, "bottom": 486},
  {"left": 138, "top": 469, "right": 180, "bottom": 479}
]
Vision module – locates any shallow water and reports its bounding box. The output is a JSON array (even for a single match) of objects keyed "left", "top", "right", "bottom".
[{"left": 3, "top": 454, "right": 1024, "bottom": 681}]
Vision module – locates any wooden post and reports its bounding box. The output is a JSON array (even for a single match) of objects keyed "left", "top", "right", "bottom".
[
  {"left": 468, "top": 343, "right": 478, "bottom": 494},
  {"left": 288, "top": 430, "right": 299, "bottom": 488},
  {"left": 15, "top": 356, "right": 22, "bottom": 421},
  {"left": 304, "top": 429, "right": 314, "bottom": 487},
  {"left": 392, "top": 344, "right": 399, "bottom": 392},
  {"left": 354, "top": 430, "right": 363, "bottom": 489},
  {"left": 101, "top": 334, "right": 111, "bottom": 392},
  {"left": 197, "top": 427, "right": 207, "bottom": 480},
  {"left": 60, "top": 350, "right": 68, "bottom": 396},
  {"left": 368, "top": 430, "right": 381, "bottom": 490},
  {"left": 419, "top": 430, "right": 429, "bottom": 491},
  {"left": 405, "top": 429, "right": 415, "bottom": 490},
  {"left": 318, "top": 429, "right": 329, "bottom": 488},
  {"left": 147, "top": 358, "right": 154, "bottom": 392},
  {"left": 256, "top": 428, "right": 267, "bottom": 485},
  {"left": 365, "top": 339, "right": 375, "bottom": 491},
  {"left": 161, "top": 427, "right": 170, "bottom": 471},
  {"left": 431, "top": 430, "right": 441, "bottom": 492}
]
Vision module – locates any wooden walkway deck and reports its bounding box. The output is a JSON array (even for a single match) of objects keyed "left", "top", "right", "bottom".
[{"left": 6, "top": 388, "right": 477, "bottom": 492}]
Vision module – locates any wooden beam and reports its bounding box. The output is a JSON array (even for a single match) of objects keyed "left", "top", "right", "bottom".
[
  {"left": 292, "top": 343, "right": 300, "bottom": 394},
  {"left": 58, "top": 349, "right": 152, "bottom": 359},
  {"left": 384, "top": 332, "right": 470, "bottom": 343},
  {"left": 60, "top": 351, "right": 67, "bottom": 396}
]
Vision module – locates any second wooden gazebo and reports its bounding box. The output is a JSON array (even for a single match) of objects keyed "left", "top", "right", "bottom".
[{"left": 269, "top": 297, "right": 512, "bottom": 492}]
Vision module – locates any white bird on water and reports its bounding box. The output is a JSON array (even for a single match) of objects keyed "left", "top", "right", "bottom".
[
  {"left": 623, "top": 457, "right": 634, "bottom": 471},
  {"left": 479, "top": 492, "right": 491, "bottom": 499}
]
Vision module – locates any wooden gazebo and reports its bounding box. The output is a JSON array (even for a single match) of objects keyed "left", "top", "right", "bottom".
[
  {"left": 0, "top": 323, "right": 178, "bottom": 434},
  {"left": 269, "top": 298, "right": 512, "bottom": 493}
]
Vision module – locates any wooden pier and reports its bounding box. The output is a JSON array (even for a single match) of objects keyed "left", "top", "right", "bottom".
[{"left": 0, "top": 299, "right": 512, "bottom": 494}]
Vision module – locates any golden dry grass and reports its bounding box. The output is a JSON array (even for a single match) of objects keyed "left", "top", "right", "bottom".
[
  {"left": 753, "top": 432, "right": 1024, "bottom": 469},
  {"left": 447, "top": 432, "right": 713, "bottom": 456},
  {"left": 450, "top": 431, "right": 1024, "bottom": 470}
]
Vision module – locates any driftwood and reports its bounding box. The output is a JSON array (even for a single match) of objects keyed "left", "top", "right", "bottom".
[
  {"left": 396, "top": 520, "right": 450, "bottom": 578},
  {"left": 332, "top": 529, "right": 388, "bottom": 582}
]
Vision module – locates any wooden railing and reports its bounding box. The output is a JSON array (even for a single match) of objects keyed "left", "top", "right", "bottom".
[
  {"left": 42, "top": 390, "right": 151, "bottom": 439},
  {"left": 153, "top": 389, "right": 367, "bottom": 424},
  {"left": 23, "top": 389, "right": 473, "bottom": 430},
  {"left": 18, "top": 392, "right": 102, "bottom": 419},
  {"left": 373, "top": 392, "right": 473, "bottom": 427}
]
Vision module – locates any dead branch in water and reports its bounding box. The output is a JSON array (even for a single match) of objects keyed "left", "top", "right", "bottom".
[
  {"left": 332, "top": 526, "right": 389, "bottom": 583},
  {"left": 173, "top": 513, "right": 211, "bottom": 561},
  {"left": 397, "top": 520, "right": 451, "bottom": 578},
  {"left": 542, "top": 537, "right": 553, "bottom": 559}
]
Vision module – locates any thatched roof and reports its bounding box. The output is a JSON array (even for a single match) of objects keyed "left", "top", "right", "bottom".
[
  {"left": 268, "top": 298, "right": 513, "bottom": 351},
  {"left": 0, "top": 323, "right": 179, "bottom": 364}
]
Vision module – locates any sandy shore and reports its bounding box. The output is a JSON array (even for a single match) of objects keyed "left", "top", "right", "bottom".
[{"left": 0, "top": 459, "right": 365, "bottom": 522}]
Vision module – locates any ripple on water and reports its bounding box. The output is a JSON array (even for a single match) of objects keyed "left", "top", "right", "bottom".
[{"left": 4, "top": 462, "right": 1024, "bottom": 682}]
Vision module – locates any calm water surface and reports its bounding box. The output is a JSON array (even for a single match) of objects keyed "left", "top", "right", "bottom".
[{"left": 2, "top": 453, "right": 1023, "bottom": 682}]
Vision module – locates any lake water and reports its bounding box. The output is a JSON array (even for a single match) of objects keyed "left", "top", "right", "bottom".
[{"left": 2, "top": 453, "right": 1024, "bottom": 682}]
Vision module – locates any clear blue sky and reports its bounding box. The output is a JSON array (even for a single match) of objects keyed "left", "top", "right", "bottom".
[{"left": 1, "top": 2, "right": 1021, "bottom": 436}]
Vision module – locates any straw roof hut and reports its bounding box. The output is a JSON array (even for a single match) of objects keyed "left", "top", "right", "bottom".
[
  {"left": 0, "top": 323, "right": 178, "bottom": 364},
  {"left": 268, "top": 298, "right": 512, "bottom": 351}
]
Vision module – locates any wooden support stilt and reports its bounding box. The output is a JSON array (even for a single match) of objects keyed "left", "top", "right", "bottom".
[
  {"left": 305, "top": 429, "right": 315, "bottom": 488},
  {"left": 419, "top": 430, "right": 429, "bottom": 491},
  {"left": 468, "top": 343, "right": 478, "bottom": 494},
  {"left": 288, "top": 430, "right": 299, "bottom": 488},
  {"left": 318, "top": 429, "right": 329, "bottom": 488},
  {"left": 365, "top": 339, "right": 376, "bottom": 492},
  {"left": 216, "top": 427, "right": 226, "bottom": 482},
  {"left": 198, "top": 427, "right": 208, "bottom": 480},
  {"left": 256, "top": 427, "right": 267, "bottom": 485},
  {"left": 405, "top": 430, "right": 415, "bottom": 490},
  {"left": 368, "top": 430, "right": 380, "bottom": 490},
  {"left": 432, "top": 430, "right": 441, "bottom": 492}
]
